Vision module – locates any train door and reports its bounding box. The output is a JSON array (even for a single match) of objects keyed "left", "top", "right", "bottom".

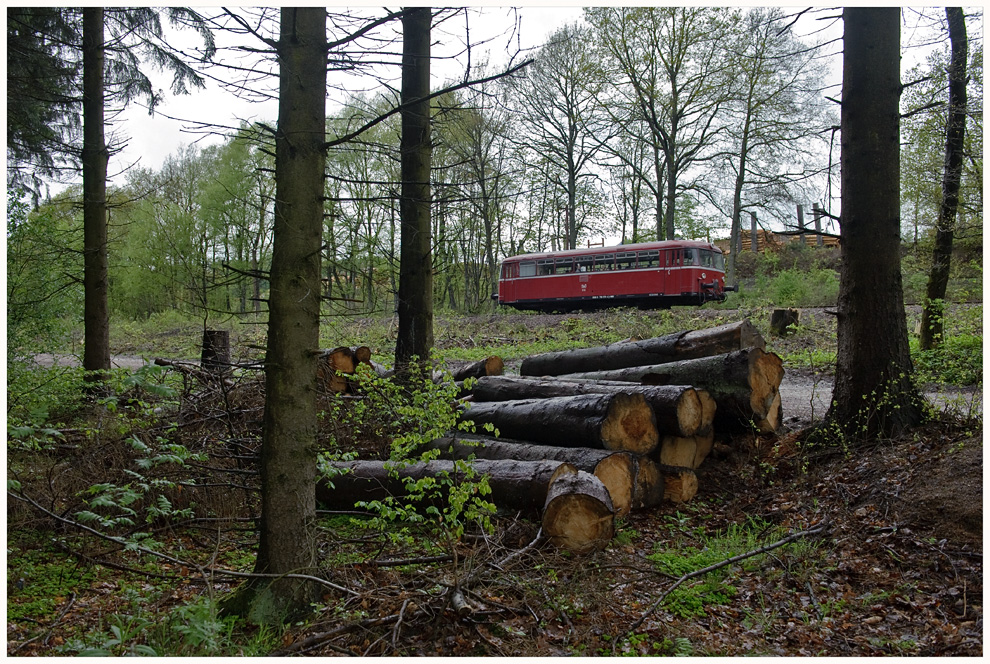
[
  {"left": 500, "top": 261, "right": 522, "bottom": 302},
  {"left": 637, "top": 249, "right": 664, "bottom": 296}
]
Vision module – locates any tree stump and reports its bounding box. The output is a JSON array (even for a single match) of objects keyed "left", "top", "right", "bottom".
[
  {"left": 770, "top": 308, "right": 800, "bottom": 336},
  {"left": 201, "top": 329, "right": 230, "bottom": 374}
]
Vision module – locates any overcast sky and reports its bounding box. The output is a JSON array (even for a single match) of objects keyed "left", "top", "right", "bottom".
[
  {"left": 102, "top": 6, "right": 967, "bottom": 198},
  {"left": 109, "top": 6, "right": 586, "bottom": 181}
]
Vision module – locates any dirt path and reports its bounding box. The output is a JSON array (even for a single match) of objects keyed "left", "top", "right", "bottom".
[
  {"left": 30, "top": 353, "right": 980, "bottom": 430},
  {"left": 780, "top": 369, "right": 982, "bottom": 430},
  {"left": 32, "top": 353, "right": 157, "bottom": 371}
]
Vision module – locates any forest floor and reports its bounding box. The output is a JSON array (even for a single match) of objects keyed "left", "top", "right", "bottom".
[{"left": 7, "top": 307, "right": 983, "bottom": 656}]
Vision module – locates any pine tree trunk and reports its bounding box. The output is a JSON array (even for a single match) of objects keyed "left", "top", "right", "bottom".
[
  {"left": 82, "top": 8, "right": 110, "bottom": 384},
  {"left": 395, "top": 7, "right": 434, "bottom": 368},
  {"left": 827, "top": 8, "right": 922, "bottom": 440},
  {"left": 520, "top": 320, "right": 764, "bottom": 377},
  {"left": 225, "top": 7, "right": 327, "bottom": 625}
]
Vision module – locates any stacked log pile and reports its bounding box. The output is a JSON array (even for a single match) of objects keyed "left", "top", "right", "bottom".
[
  {"left": 444, "top": 318, "right": 782, "bottom": 552},
  {"left": 316, "top": 319, "right": 782, "bottom": 555},
  {"left": 317, "top": 346, "right": 373, "bottom": 393}
]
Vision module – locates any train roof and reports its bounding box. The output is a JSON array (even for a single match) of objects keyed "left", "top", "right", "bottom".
[{"left": 502, "top": 239, "right": 722, "bottom": 262}]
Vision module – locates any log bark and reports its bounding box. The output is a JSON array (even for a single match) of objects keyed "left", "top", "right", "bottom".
[
  {"left": 316, "top": 459, "right": 575, "bottom": 514},
  {"left": 423, "top": 434, "right": 636, "bottom": 517},
  {"left": 470, "top": 375, "right": 701, "bottom": 437},
  {"left": 770, "top": 308, "right": 800, "bottom": 337},
  {"left": 632, "top": 456, "right": 665, "bottom": 509},
  {"left": 542, "top": 467, "right": 615, "bottom": 554},
  {"left": 560, "top": 348, "right": 783, "bottom": 431},
  {"left": 458, "top": 392, "right": 658, "bottom": 455},
  {"left": 520, "top": 319, "right": 765, "bottom": 377},
  {"left": 450, "top": 356, "right": 504, "bottom": 382}
]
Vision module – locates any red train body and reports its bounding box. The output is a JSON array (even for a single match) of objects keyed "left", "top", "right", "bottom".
[{"left": 494, "top": 240, "right": 728, "bottom": 311}]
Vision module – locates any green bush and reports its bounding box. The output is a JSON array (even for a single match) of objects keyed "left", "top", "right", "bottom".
[{"left": 912, "top": 334, "right": 983, "bottom": 386}]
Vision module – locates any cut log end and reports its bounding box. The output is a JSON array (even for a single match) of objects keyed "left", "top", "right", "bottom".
[
  {"left": 696, "top": 389, "right": 717, "bottom": 437},
  {"left": 543, "top": 470, "right": 615, "bottom": 555},
  {"left": 756, "top": 392, "right": 782, "bottom": 434},
  {"left": 660, "top": 465, "right": 699, "bottom": 503},
  {"left": 632, "top": 456, "right": 665, "bottom": 510},
  {"left": 600, "top": 392, "right": 659, "bottom": 455},
  {"left": 748, "top": 350, "right": 784, "bottom": 418},
  {"left": 591, "top": 453, "right": 635, "bottom": 518},
  {"left": 676, "top": 388, "right": 703, "bottom": 437}
]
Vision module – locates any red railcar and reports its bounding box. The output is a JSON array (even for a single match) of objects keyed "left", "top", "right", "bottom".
[{"left": 494, "top": 240, "right": 728, "bottom": 311}]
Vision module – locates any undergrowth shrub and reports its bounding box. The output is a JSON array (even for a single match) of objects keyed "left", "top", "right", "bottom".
[{"left": 318, "top": 360, "right": 497, "bottom": 555}]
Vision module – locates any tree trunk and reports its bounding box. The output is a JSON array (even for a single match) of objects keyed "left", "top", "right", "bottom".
[
  {"left": 224, "top": 7, "right": 327, "bottom": 625},
  {"left": 395, "top": 7, "right": 434, "bottom": 368},
  {"left": 422, "top": 434, "right": 638, "bottom": 517},
  {"left": 559, "top": 348, "right": 783, "bottom": 431},
  {"left": 458, "top": 392, "right": 659, "bottom": 455},
  {"left": 519, "top": 320, "right": 765, "bottom": 377},
  {"left": 470, "top": 375, "right": 703, "bottom": 437},
  {"left": 82, "top": 8, "right": 111, "bottom": 384},
  {"left": 919, "top": 7, "right": 968, "bottom": 350},
  {"left": 542, "top": 467, "right": 615, "bottom": 554},
  {"left": 826, "top": 8, "right": 922, "bottom": 440}
]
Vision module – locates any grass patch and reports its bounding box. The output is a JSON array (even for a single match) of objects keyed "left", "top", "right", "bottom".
[{"left": 646, "top": 516, "right": 822, "bottom": 620}]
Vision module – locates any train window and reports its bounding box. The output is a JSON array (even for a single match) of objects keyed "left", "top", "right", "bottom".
[
  {"left": 519, "top": 261, "right": 536, "bottom": 277},
  {"left": 575, "top": 256, "right": 594, "bottom": 272},
  {"left": 713, "top": 251, "right": 725, "bottom": 270},
  {"left": 537, "top": 259, "right": 554, "bottom": 276},
  {"left": 554, "top": 259, "right": 574, "bottom": 274},
  {"left": 699, "top": 250, "right": 714, "bottom": 268},
  {"left": 593, "top": 254, "right": 614, "bottom": 271},
  {"left": 683, "top": 248, "right": 697, "bottom": 266},
  {"left": 637, "top": 250, "right": 660, "bottom": 268},
  {"left": 616, "top": 251, "right": 636, "bottom": 269}
]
